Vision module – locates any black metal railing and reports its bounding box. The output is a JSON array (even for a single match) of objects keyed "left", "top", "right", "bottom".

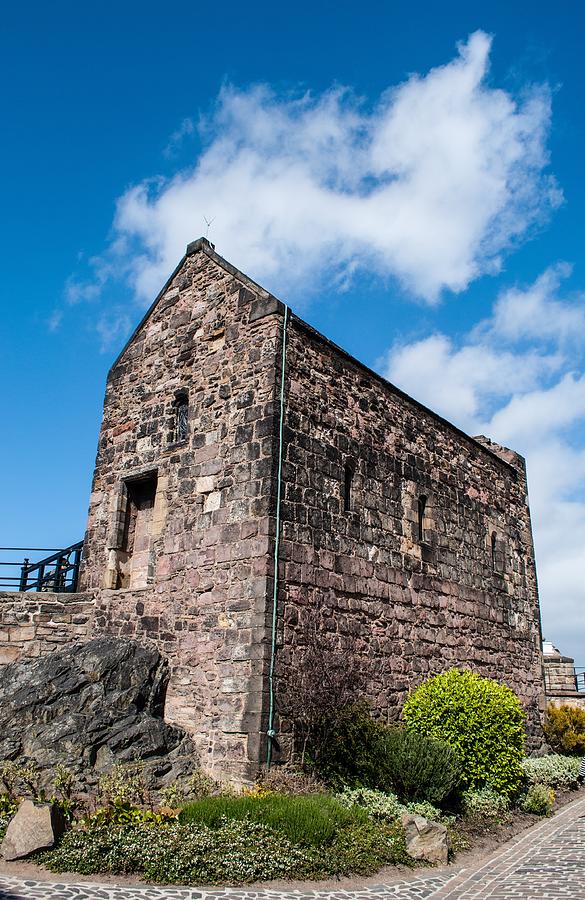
[
  {"left": 576, "top": 668, "right": 585, "bottom": 693},
  {"left": 0, "top": 542, "right": 83, "bottom": 593}
]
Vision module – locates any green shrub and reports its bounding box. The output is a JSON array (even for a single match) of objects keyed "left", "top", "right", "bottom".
[
  {"left": 307, "top": 705, "right": 459, "bottom": 804},
  {"left": 382, "top": 728, "right": 460, "bottom": 804},
  {"left": 178, "top": 793, "right": 367, "bottom": 847},
  {"left": 98, "top": 763, "right": 146, "bottom": 807},
  {"left": 462, "top": 787, "right": 509, "bottom": 822},
  {"left": 41, "top": 818, "right": 412, "bottom": 883},
  {"left": 522, "top": 754, "right": 581, "bottom": 787},
  {"left": 521, "top": 784, "right": 555, "bottom": 816},
  {"left": 308, "top": 702, "right": 389, "bottom": 787},
  {"left": 544, "top": 705, "right": 585, "bottom": 755},
  {"left": 402, "top": 669, "right": 525, "bottom": 797}
]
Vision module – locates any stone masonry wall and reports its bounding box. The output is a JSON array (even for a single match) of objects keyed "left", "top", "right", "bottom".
[
  {"left": 0, "top": 592, "right": 95, "bottom": 664},
  {"left": 78, "top": 241, "right": 282, "bottom": 781},
  {"left": 274, "top": 315, "right": 545, "bottom": 750}
]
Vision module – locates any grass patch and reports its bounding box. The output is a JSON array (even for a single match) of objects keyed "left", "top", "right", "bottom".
[{"left": 178, "top": 793, "right": 368, "bottom": 847}]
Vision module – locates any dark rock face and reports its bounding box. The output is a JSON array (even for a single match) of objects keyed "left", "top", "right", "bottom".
[{"left": 0, "top": 637, "right": 196, "bottom": 788}]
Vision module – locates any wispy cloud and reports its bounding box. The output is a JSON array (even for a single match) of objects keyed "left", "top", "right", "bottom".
[
  {"left": 67, "top": 30, "right": 559, "bottom": 317},
  {"left": 163, "top": 117, "right": 196, "bottom": 158}
]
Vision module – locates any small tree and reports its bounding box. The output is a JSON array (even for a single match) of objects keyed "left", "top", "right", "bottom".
[
  {"left": 402, "top": 668, "right": 525, "bottom": 798},
  {"left": 276, "top": 604, "right": 364, "bottom": 767}
]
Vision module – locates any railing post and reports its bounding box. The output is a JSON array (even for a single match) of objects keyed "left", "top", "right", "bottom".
[
  {"left": 19, "top": 558, "right": 29, "bottom": 591},
  {"left": 71, "top": 545, "right": 82, "bottom": 592}
]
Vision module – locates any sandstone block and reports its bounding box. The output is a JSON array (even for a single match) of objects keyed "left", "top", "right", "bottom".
[
  {"left": 1, "top": 800, "right": 66, "bottom": 860},
  {"left": 401, "top": 813, "right": 449, "bottom": 865}
]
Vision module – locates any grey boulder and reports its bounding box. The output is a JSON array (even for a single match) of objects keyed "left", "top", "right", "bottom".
[
  {"left": 401, "top": 813, "right": 450, "bottom": 865},
  {"left": 1, "top": 800, "right": 66, "bottom": 860}
]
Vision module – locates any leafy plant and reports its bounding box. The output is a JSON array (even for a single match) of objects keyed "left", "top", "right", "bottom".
[
  {"left": 403, "top": 669, "right": 525, "bottom": 798},
  {"left": 382, "top": 728, "right": 460, "bottom": 804},
  {"left": 521, "top": 784, "right": 555, "bottom": 816},
  {"left": 544, "top": 705, "right": 585, "bottom": 756},
  {"left": 0, "top": 793, "right": 17, "bottom": 818},
  {"left": 0, "top": 762, "right": 47, "bottom": 802},
  {"left": 84, "top": 803, "right": 177, "bottom": 827},
  {"left": 462, "top": 787, "right": 509, "bottom": 822},
  {"left": 522, "top": 754, "right": 581, "bottom": 787},
  {"left": 178, "top": 793, "right": 367, "bottom": 847},
  {"left": 335, "top": 786, "right": 404, "bottom": 822},
  {"left": 98, "top": 763, "right": 146, "bottom": 807}
]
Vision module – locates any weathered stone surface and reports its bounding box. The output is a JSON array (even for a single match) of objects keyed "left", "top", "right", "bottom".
[
  {"left": 1, "top": 800, "right": 66, "bottom": 860},
  {"left": 400, "top": 813, "right": 449, "bottom": 865},
  {"left": 0, "top": 637, "right": 196, "bottom": 788}
]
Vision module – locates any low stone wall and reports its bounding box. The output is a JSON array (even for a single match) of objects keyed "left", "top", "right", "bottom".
[
  {"left": 0, "top": 592, "right": 95, "bottom": 663},
  {"left": 547, "top": 693, "right": 585, "bottom": 711}
]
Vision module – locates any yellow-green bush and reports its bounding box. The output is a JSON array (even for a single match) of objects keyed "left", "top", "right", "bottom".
[
  {"left": 402, "top": 669, "right": 525, "bottom": 798},
  {"left": 544, "top": 705, "right": 585, "bottom": 755},
  {"left": 521, "top": 783, "right": 555, "bottom": 816}
]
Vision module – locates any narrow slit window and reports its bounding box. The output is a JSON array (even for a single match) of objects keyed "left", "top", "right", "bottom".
[
  {"left": 174, "top": 391, "right": 189, "bottom": 443},
  {"left": 344, "top": 464, "right": 354, "bottom": 512},
  {"left": 491, "top": 531, "right": 498, "bottom": 571},
  {"left": 418, "top": 495, "right": 427, "bottom": 542}
]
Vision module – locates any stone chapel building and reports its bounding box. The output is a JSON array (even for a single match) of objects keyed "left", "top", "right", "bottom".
[{"left": 70, "top": 237, "right": 545, "bottom": 779}]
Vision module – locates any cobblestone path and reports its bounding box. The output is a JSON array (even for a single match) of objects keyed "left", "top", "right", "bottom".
[{"left": 1, "top": 794, "right": 585, "bottom": 900}]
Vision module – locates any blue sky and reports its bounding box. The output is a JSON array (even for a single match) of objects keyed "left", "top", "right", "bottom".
[{"left": 1, "top": 1, "right": 584, "bottom": 661}]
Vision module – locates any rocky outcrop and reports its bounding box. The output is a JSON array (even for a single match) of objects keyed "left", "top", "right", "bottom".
[
  {"left": 1, "top": 800, "right": 66, "bottom": 860},
  {"left": 0, "top": 637, "right": 196, "bottom": 789}
]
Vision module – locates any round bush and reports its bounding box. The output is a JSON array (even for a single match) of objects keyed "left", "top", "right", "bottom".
[{"left": 402, "top": 669, "right": 525, "bottom": 798}]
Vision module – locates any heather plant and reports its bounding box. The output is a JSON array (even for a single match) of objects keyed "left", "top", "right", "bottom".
[
  {"left": 544, "top": 705, "right": 585, "bottom": 755},
  {"left": 403, "top": 669, "right": 525, "bottom": 797},
  {"left": 522, "top": 754, "right": 581, "bottom": 787},
  {"left": 40, "top": 816, "right": 412, "bottom": 883}
]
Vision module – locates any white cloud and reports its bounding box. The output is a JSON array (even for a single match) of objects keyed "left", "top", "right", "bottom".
[
  {"left": 477, "top": 262, "right": 585, "bottom": 346},
  {"left": 82, "top": 30, "right": 557, "bottom": 308},
  {"left": 382, "top": 267, "right": 585, "bottom": 663}
]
